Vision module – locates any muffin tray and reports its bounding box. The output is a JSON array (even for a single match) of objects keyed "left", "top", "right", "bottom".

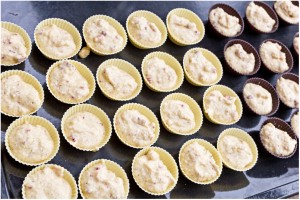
[{"left": 1, "top": 1, "right": 299, "bottom": 199}]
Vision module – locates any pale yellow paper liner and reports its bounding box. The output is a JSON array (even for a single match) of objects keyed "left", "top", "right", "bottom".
[
  {"left": 22, "top": 164, "right": 78, "bottom": 199},
  {"left": 5, "top": 115, "right": 60, "bottom": 166},
  {"left": 34, "top": 18, "right": 82, "bottom": 60},
  {"left": 1, "top": 22, "right": 32, "bottom": 66},
  {"left": 183, "top": 47, "right": 223, "bottom": 86},
  {"left": 217, "top": 128, "right": 258, "bottom": 171},
  {"left": 166, "top": 8, "right": 205, "bottom": 46},
  {"left": 141, "top": 51, "right": 184, "bottom": 92},
  {"left": 126, "top": 10, "right": 168, "bottom": 49},
  {"left": 82, "top": 15, "right": 128, "bottom": 56},
  {"left": 131, "top": 146, "right": 178, "bottom": 196},
  {"left": 179, "top": 138, "right": 223, "bottom": 184},
  {"left": 61, "top": 103, "right": 112, "bottom": 151},
  {"left": 96, "top": 58, "right": 143, "bottom": 101},
  {"left": 46, "top": 59, "right": 96, "bottom": 104},
  {"left": 160, "top": 93, "right": 203, "bottom": 135},
  {"left": 203, "top": 84, "right": 243, "bottom": 125},
  {"left": 1, "top": 70, "right": 44, "bottom": 117},
  {"left": 78, "top": 159, "right": 130, "bottom": 199},
  {"left": 113, "top": 103, "right": 160, "bottom": 148}
]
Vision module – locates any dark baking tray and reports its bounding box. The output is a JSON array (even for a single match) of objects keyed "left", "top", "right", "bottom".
[{"left": 1, "top": 1, "right": 299, "bottom": 199}]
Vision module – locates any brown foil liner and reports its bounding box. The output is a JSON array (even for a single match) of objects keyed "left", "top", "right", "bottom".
[
  {"left": 242, "top": 78, "right": 279, "bottom": 116},
  {"left": 223, "top": 39, "right": 261, "bottom": 76},
  {"left": 293, "top": 32, "right": 299, "bottom": 55},
  {"left": 245, "top": 1, "right": 279, "bottom": 34},
  {"left": 276, "top": 73, "right": 299, "bottom": 108},
  {"left": 208, "top": 3, "right": 244, "bottom": 38},
  {"left": 259, "top": 39, "right": 294, "bottom": 74},
  {"left": 274, "top": 1, "right": 299, "bottom": 25},
  {"left": 260, "top": 117, "right": 298, "bottom": 159}
]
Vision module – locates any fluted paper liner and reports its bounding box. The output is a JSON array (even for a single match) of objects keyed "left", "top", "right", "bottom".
[
  {"left": 166, "top": 8, "right": 205, "bottom": 46},
  {"left": 131, "top": 146, "right": 178, "bottom": 196},
  {"left": 46, "top": 59, "right": 96, "bottom": 104},
  {"left": 1, "top": 22, "right": 32, "bottom": 66},
  {"left": 290, "top": 110, "right": 299, "bottom": 137},
  {"left": 82, "top": 15, "right": 128, "bottom": 56},
  {"left": 179, "top": 138, "right": 223, "bottom": 184},
  {"left": 61, "top": 104, "right": 112, "bottom": 151},
  {"left": 183, "top": 47, "right": 223, "bottom": 86},
  {"left": 276, "top": 73, "right": 299, "bottom": 108},
  {"left": 141, "top": 51, "right": 184, "bottom": 92},
  {"left": 5, "top": 115, "right": 60, "bottom": 166},
  {"left": 126, "top": 10, "right": 168, "bottom": 49},
  {"left": 78, "top": 159, "right": 130, "bottom": 199},
  {"left": 96, "top": 58, "right": 143, "bottom": 101},
  {"left": 160, "top": 93, "right": 203, "bottom": 135},
  {"left": 203, "top": 85, "right": 243, "bottom": 125},
  {"left": 22, "top": 164, "right": 78, "bottom": 199},
  {"left": 1, "top": 70, "right": 44, "bottom": 117},
  {"left": 217, "top": 128, "right": 258, "bottom": 171},
  {"left": 34, "top": 18, "right": 82, "bottom": 60},
  {"left": 274, "top": 1, "right": 299, "bottom": 25}
]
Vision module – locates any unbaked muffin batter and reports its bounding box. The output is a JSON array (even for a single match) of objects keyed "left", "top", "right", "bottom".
[
  {"left": 274, "top": 0, "right": 299, "bottom": 24},
  {"left": 276, "top": 77, "right": 299, "bottom": 108},
  {"left": 291, "top": 112, "right": 299, "bottom": 138},
  {"left": 294, "top": 35, "right": 299, "bottom": 54}
]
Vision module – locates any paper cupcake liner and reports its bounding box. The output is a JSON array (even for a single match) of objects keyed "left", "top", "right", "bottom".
[
  {"left": 131, "top": 146, "right": 178, "bottom": 196},
  {"left": 208, "top": 3, "right": 244, "bottom": 38},
  {"left": 22, "top": 164, "right": 78, "bottom": 199},
  {"left": 34, "top": 18, "right": 82, "bottom": 60},
  {"left": 179, "top": 138, "right": 223, "bottom": 184},
  {"left": 1, "top": 22, "right": 32, "bottom": 66},
  {"left": 217, "top": 128, "right": 258, "bottom": 172},
  {"left": 46, "top": 59, "right": 96, "bottom": 104},
  {"left": 203, "top": 84, "right": 243, "bottom": 125},
  {"left": 260, "top": 117, "right": 298, "bottom": 159},
  {"left": 276, "top": 73, "right": 299, "bottom": 108},
  {"left": 1, "top": 70, "right": 44, "bottom": 117},
  {"left": 126, "top": 10, "right": 168, "bottom": 49},
  {"left": 5, "top": 115, "right": 60, "bottom": 166},
  {"left": 96, "top": 58, "right": 143, "bottom": 101},
  {"left": 160, "top": 93, "right": 203, "bottom": 135},
  {"left": 290, "top": 109, "right": 299, "bottom": 138},
  {"left": 78, "top": 159, "right": 130, "bottom": 199},
  {"left": 141, "top": 51, "right": 184, "bottom": 92},
  {"left": 259, "top": 39, "right": 294, "bottom": 74},
  {"left": 242, "top": 78, "right": 279, "bottom": 116},
  {"left": 245, "top": 1, "right": 279, "bottom": 34},
  {"left": 113, "top": 103, "right": 160, "bottom": 148},
  {"left": 223, "top": 39, "right": 261, "bottom": 76},
  {"left": 273, "top": 1, "right": 299, "bottom": 25},
  {"left": 183, "top": 47, "right": 223, "bottom": 86},
  {"left": 82, "top": 15, "right": 128, "bottom": 56},
  {"left": 166, "top": 8, "right": 205, "bottom": 46},
  {"left": 61, "top": 103, "right": 112, "bottom": 151},
  {"left": 293, "top": 32, "right": 299, "bottom": 55}
]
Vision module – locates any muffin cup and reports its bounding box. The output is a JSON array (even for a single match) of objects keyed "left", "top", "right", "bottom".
[
  {"left": 46, "top": 59, "right": 96, "bottom": 104},
  {"left": 217, "top": 128, "right": 258, "bottom": 172},
  {"left": 22, "top": 164, "right": 78, "bottom": 199},
  {"left": 208, "top": 3, "right": 244, "bottom": 38},
  {"left": 290, "top": 109, "right": 299, "bottom": 137},
  {"left": 160, "top": 93, "right": 203, "bottom": 135},
  {"left": 131, "top": 146, "right": 178, "bottom": 196},
  {"left": 183, "top": 47, "right": 223, "bottom": 86},
  {"left": 82, "top": 15, "right": 128, "bottom": 56},
  {"left": 1, "top": 22, "right": 32, "bottom": 66},
  {"left": 1, "top": 70, "right": 44, "bottom": 117},
  {"left": 166, "top": 8, "right": 205, "bottom": 46},
  {"left": 274, "top": 1, "right": 299, "bottom": 25},
  {"left": 61, "top": 103, "right": 112, "bottom": 151},
  {"left": 34, "top": 18, "right": 82, "bottom": 60},
  {"left": 223, "top": 39, "right": 261, "bottom": 76},
  {"left": 179, "top": 138, "right": 223, "bottom": 184},
  {"left": 203, "top": 84, "right": 243, "bottom": 125},
  {"left": 141, "top": 51, "right": 184, "bottom": 92},
  {"left": 96, "top": 58, "right": 143, "bottom": 101},
  {"left": 293, "top": 32, "right": 299, "bottom": 55},
  {"left": 78, "top": 159, "right": 130, "bottom": 199},
  {"left": 5, "top": 115, "right": 60, "bottom": 166},
  {"left": 260, "top": 117, "right": 298, "bottom": 159},
  {"left": 245, "top": 1, "right": 279, "bottom": 34},
  {"left": 113, "top": 103, "right": 160, "bottom": 149},
  {"left": 126, "top": 10, "right": 168, "bottom": 49},
  {"left": 276, "top": 73, "right": 299, "bottom": 108},
  {"left": 259, "top": 39, "right": 294, "bottom": 74},
  {"left": 242, "top": 78, "right": 279, "bottom": 116}
]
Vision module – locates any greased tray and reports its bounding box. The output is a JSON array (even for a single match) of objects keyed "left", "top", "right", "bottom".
[{"left": 1, "top": 1, "right": 299, "bottom": 199}]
